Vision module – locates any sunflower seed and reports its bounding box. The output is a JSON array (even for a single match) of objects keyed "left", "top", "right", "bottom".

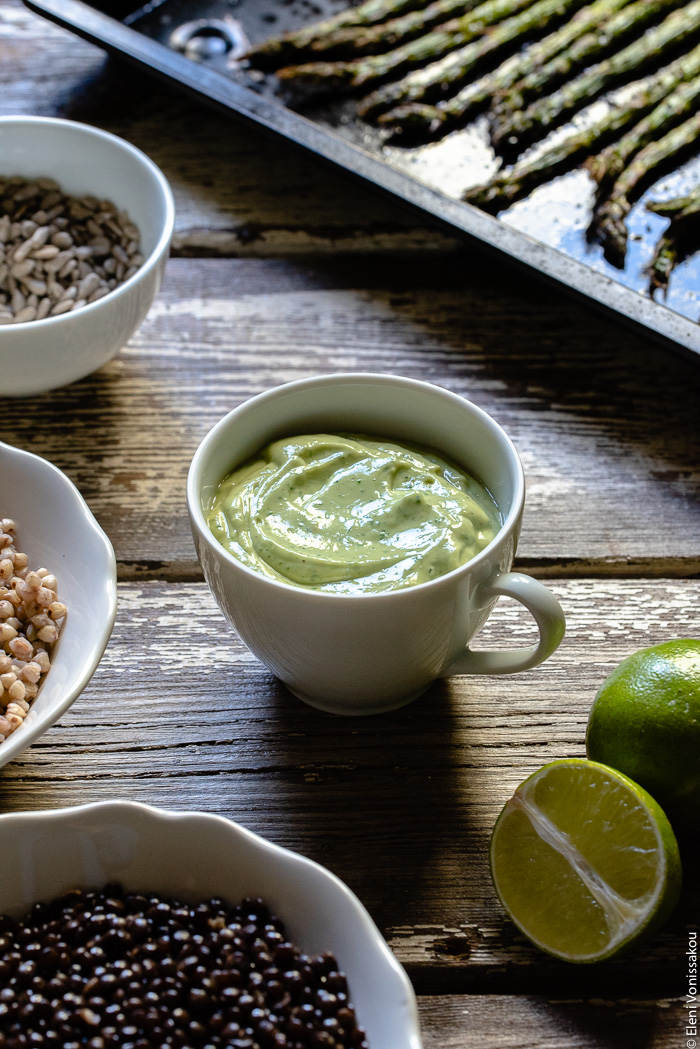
[{"left": 0, "top": 175, "right": 143, "bottom": 323}]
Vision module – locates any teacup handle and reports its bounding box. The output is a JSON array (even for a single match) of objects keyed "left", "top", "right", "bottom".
[{"left": 443, "top": 572, "right": 565, "bottom": 677}]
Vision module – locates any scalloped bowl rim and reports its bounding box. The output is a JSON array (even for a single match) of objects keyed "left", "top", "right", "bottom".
[
  {"left": 0, "top": 800, "right": 423, "bottom": 1049},
  {"left": 0, "top": 441, "right": 117, "bottom": 767}
]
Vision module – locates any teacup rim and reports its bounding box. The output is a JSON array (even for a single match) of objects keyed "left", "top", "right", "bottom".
[{"left": 187, "top": 372, "right": 525, "bottom": 600}]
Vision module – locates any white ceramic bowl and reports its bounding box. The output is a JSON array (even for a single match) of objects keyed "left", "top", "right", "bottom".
[
  {"left": 0, "top": 440, "right": 117, "bottom": 767},
  {"left": 0, "top": 800, "right": 423, "bottom": 1049},
  {"left": 0, "top": 116, "right": 174, "bottom": 396}
]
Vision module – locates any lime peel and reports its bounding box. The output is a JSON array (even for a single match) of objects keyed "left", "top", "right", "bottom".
[{"left": 586, "top": 638, "right": 700, "bottom": 834}]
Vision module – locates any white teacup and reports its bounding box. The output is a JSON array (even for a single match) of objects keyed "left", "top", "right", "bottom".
[{"left": 187, "top": 374, "right": 565, "bottom": 715}]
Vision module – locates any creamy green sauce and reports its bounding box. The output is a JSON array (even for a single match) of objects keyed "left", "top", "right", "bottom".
[{"left": 205, "top": 434, "right": 501, "bottom": 594}]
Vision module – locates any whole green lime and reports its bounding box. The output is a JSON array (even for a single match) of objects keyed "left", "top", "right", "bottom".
[{"left": 586, "top": 639, "right": 700, "bottom": 835}]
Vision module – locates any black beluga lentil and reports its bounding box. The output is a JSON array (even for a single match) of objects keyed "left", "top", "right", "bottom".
[{"left": 0, "top": 884, "right": 369, "bottom": 1049}]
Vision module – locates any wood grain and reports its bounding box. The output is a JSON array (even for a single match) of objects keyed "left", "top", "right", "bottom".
[
  {"left": 418, "top": 996, "right": 689, "bottom": 1048},
  {"left": 1, "top": 257, "right": 698, "bottom": 572},
  {"left": 0, "top": 579, "right": 696, "bottom": 997}
]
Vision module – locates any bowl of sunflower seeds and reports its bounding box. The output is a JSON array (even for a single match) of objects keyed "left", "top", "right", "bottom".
[{"left": 0, "top": 116, "right": 174, "bottom": 396}]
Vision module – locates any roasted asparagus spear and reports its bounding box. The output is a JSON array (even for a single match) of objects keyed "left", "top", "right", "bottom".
[
  {"left": 586, "top": 73, "right": 700, "bottom": 188},
  {"left": 649, "top": 235, "right": 679, "bottom": 293},
  {"left": 491, "top": 0, "right": 677, "bottom": 137},
  {"left": 492, "top": 0, "right": 700, "bottom": 158},
  {"left": 302, "top": 0, "right": 481, "bottom": 59},
  {"left": 592, "top": 109, "right": 700, "bottom": 267},
  {"left": 647, "top": 188, "right": 700, "bottom": 220},
  {"left": 358, "top": 0, "right": 587, "bottom": 119},
  {"left": 376, "top": 0, "right": 634, "bottom": 138},
  {"left": 462, "top": 44, "right": 700, "bottom": 212},
  {"left": 274, "top": 0, "right": 539, "bottom": 95},
  {"left": 244, "top": 0, "right": 425, "bottom": 68},
  {"left": 647, "top": 187, "right": 700, "bottom": 293}
]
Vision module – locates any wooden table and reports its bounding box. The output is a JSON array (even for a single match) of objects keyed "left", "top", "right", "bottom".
[{"left": 1, "top": 3, "right": 699, "bottom": 1045}]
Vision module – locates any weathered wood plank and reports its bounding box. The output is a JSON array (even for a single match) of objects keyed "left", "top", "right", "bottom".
[
  {"left": 0, "top": 1, "right": 456, "bottom": 255},
  {"left": 1, "top": 257, "right": 698, "bottom": 571},
  {"left": 419, "top": 996, "right": 690, "bottom": 1049},
  {"left": 0, "top": 579, "right": 697, "bottom": 996}
]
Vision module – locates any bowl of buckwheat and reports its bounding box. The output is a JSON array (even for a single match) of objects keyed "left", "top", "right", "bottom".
[
  {"left": 0, "top": 116, "right": 174, "bottom": 396},
  {"left": 0, "top": 440, "right": 117, "bottom": 767}
]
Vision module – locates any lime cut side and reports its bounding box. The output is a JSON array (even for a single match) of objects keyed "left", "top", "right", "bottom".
[{"left": 490, "top": 759, "right": 682, "bottom": 963}]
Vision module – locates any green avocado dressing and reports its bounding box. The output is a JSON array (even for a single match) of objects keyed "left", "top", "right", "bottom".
[{"left": 205, "top": 433, "right": 501, "bottom": 594}]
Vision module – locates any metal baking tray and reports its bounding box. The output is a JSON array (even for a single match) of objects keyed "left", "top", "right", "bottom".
[{"left": 25, "top": 0, "right": 700, "bottom": 358}]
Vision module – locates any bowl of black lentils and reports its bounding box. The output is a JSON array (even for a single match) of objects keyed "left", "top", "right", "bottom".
[
  {"left": 0, "top": 116, "right": 174, "bottom": 396},
  {"left": 0, "top": 800, "right": 423, "bottom": 1049}
]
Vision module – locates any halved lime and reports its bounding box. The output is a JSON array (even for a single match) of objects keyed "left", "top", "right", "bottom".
[{"left": 489, "top": 759, "right": 682, "bottom": 963}]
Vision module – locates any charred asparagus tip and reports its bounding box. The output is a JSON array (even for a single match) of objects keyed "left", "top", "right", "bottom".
[
  {"left": 274, "top": 66, "right": 356, "bottom": 96},
  {"left": 593, "top": 201, "right": 631, "bottom": 268},
  {"left": 645, "top": 191, "right": 700, "bottom": 217},
  {"left": 648, "top": 238, "right": 676, "bottom": 296},
  {"left": 462, "top": 178, "right": 517, "bottom": 212},
  {"left": 583, "top": 155, "right": 608, "bottom": 186},
  {"left": 376, "top": 103, "right": 447, "bottom": 137},
  {"left": 646, "top": 200, "right": 672, "bottom": 215}
]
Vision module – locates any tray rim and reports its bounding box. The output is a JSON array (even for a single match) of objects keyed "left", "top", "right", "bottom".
[{"left": 23, "top": 0, "right": 700, "bottom": 361}]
